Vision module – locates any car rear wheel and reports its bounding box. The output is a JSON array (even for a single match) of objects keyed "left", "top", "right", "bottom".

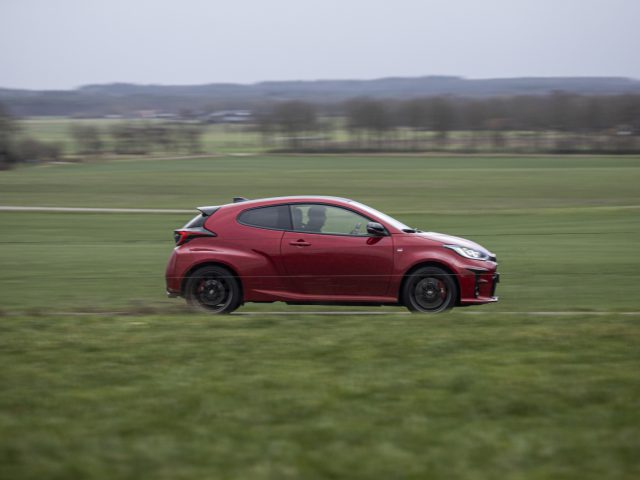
[
  {"left": 402, "top": 266, "right": 457, "bottom": 313},
  {"left": 185, "top": 266, "right": 241, "bottom": 314}
]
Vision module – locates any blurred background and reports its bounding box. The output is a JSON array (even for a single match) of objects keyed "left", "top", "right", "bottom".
[
  {"left": 1, "top": 1, "right": 640, "bottom": 479},
  {"left": 2, "top": 0, "right": 640, "bottom": 164},
  {"left": 1, "top": 0, "right": 639, "bottom": 313}
]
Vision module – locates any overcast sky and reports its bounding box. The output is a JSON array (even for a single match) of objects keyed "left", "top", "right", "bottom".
[{"left": 1, "top": 0, "right": 639, "bottom": 90}]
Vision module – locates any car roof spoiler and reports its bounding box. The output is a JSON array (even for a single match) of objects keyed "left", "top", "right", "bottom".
[
  {"left": 196, "top": 197, "right": 247, "bottom": 216},
  {"left": 197, "top": 206, "right": 220, "bottom": 217}
]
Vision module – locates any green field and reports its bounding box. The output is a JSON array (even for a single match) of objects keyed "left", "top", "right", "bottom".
[
  {"left": 19, "top": 117, "right": 607, "bottom": 158},
  {"left": 1, "top": 154, "right": 639, "bottom": 478},
  {"left": 20, "top": 117, "right": 265, "bottom": 155}
]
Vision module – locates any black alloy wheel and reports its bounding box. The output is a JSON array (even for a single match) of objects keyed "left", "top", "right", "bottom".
[
  {"left": 185, "top": 266, "right": 241, "bottom": 314},
  {"left": 403, "top": 266, "right": 457, "bottom": 313}
]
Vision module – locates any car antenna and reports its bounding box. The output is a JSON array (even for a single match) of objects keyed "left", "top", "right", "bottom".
[{"left": 233, "top": 197, "right": 249, "bottom": 203}]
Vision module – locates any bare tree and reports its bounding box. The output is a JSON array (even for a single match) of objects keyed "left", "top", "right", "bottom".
[
  {"left": 345, "top": 98, "right": 392, "bottom": 149},
  {"left": 430, "top": 97, "right": 454, "bottom": 149},
  {"left": 272, "top": 101, "right": 317, "bottom": 149},
  {"left": 70, "top": 124, "right": 104, "bottom": 156},
  {"left": 0, "top": 103, "right": 20, "bottom": 169}
]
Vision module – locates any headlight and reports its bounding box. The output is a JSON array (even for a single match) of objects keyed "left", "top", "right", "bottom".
[{"left": 443, "top": 244, "right": 489, "bottom": 261}]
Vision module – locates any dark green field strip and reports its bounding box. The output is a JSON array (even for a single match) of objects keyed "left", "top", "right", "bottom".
[
  {"left": 1, "top": 313, "right": 639, "bottom": 479},
  {"left": 1, "top": 155, "right": 639, "bottom": 211}
]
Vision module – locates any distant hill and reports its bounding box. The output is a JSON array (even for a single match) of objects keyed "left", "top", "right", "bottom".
[{"left": 2, "top": 75, "right": 640, "bottom": 117}]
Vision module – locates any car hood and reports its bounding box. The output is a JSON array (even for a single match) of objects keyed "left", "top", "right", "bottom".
[{"left": 417, "top": 231, "right": 493, "bottom": 256}]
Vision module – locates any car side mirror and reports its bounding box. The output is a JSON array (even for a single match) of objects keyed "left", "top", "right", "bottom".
[{"left": 366, "top": 222, "right": 387, "bottom": 236}]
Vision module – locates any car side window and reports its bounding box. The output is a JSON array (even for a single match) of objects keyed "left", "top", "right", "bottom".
[
  {"left": 291, "top": 204, "right": 371, "bottom": 236},
  {"left": 238, "top": 205, "right": 292, "bottom": 230}
]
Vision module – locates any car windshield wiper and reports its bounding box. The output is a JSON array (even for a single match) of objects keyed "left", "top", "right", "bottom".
[{"left": 402, "top": 228, "right": 423, "bottom": 233}]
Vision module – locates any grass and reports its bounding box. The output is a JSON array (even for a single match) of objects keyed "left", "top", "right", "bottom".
[
  {"left": 1, "top": 155, "right": 639, "bottom": 313},
  {"left": 0, "top": 208, "right": 638, "bottom": 313},
  {"left": 1, "top": 313, "right": 639, "bottom": 479},
  {"left": 2, "top": 154, "right": 639, "bottom": 210},
  {"left": 1, "top": 153, "right": 640, "bottom": 478}
]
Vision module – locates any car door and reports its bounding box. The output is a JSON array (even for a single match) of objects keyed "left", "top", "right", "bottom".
[{"left": 281, "top": 204, "right": 394, "bottom": 297}]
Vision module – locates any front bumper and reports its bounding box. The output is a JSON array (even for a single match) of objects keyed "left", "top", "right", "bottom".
[
  {"left": 489, "top": 272, "right": 500, "bottom": 297},
  {"left": 459, "top": 267, "right": 500, "bottom": 305}
]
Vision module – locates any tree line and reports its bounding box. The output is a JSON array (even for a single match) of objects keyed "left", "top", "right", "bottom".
[
  {"left": 2, "top": 92, "right": 640, "bottom": 169},
  {"left": 0, "top": 109, "right": 205, "bottom": 169},
  {"left": 0, "top": 103, "right": 63, "bottom": 169},
  {"left": 256, "top": 93, "right": 640, "bottom": 153},
  {"left": 70, "top": 123, "right": 204, "bottom": 156}
]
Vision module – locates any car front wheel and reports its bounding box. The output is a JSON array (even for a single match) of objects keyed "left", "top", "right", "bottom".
[
  {"left": 184, "top": 266, "right": 241, "bottom": 314},
  {"left": 402, "top": 266, "right": 457, "bottom": 313}
]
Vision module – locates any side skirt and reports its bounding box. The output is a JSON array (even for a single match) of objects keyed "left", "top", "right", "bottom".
[{"left": 285, "top": 301, "right": 400, "bottom": 307}]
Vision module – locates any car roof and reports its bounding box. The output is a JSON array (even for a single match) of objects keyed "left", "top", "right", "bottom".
[
  {"left": 199, "top": 196, "right": 353, "bottom": 212},
  {"left": 238, "top": 195, "right": 352, "bottom": 205}
]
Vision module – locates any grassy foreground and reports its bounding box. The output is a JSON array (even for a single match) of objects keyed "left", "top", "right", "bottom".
[
  {"left": 1, "top": 154, "right": 639, "bottom": 478},
  {"left": 1, "top": 313, "right": 639, "bottom": 479}
]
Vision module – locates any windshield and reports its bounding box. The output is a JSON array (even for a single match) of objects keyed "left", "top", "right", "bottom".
[{"left": 349, "top": 201, "right": 412, "bottom": 232}]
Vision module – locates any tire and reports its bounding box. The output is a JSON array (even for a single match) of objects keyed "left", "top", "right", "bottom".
[
  {"left": 402, "top": 266, "right": 457, "bottom": 313},
  {"left": 184, "top": 266, "right": 242, "bottom": 314}
]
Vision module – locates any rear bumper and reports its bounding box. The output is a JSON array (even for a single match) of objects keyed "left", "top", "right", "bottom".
[
  {"left": 166, "top": 288, "right": 180, "bottom": 298},
  {"left": 165, "top": 249, "right": 182, "bottom": 297}
]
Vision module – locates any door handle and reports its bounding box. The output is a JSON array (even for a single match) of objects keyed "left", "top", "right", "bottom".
[{"left": 289, "top": 240, "right": 311, "bottom": 247}]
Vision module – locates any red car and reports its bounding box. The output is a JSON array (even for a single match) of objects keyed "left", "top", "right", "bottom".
[{"left": 165, "top": 196, "right": 499, "bottom": 314}]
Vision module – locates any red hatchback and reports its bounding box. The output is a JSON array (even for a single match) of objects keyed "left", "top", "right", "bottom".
[{"left": 165, "top": 196, "right": 499, "bottom": 314}]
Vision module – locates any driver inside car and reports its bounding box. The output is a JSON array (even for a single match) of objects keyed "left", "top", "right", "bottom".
[
  {"left": 305, "top": 205, "right": 327, "bottom": 232},
  {"left": 292, "top": 206, "right": 304, "bottom": 230}
]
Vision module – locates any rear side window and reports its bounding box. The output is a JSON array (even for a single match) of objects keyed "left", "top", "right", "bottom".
[
  {"left": 184, "top": 214, "right": 206, "bottom": 228},
  {"left": 238, "top": 205, "right": 291, "bottom": 231}
]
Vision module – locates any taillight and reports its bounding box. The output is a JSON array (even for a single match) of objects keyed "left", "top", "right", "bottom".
[{"left": 173, "top": 227, "right": 216, "bottom": 246}]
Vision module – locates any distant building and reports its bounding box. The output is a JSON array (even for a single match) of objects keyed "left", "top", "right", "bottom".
[
  {"left": 206, "top": 110, "right": 253, "bottom": 124},
  {"left": 137, "top": 110, "right": 158, "bottom": 119},
  {"left": 131, "top": 110, "right": 178, "bottom": 120}
]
